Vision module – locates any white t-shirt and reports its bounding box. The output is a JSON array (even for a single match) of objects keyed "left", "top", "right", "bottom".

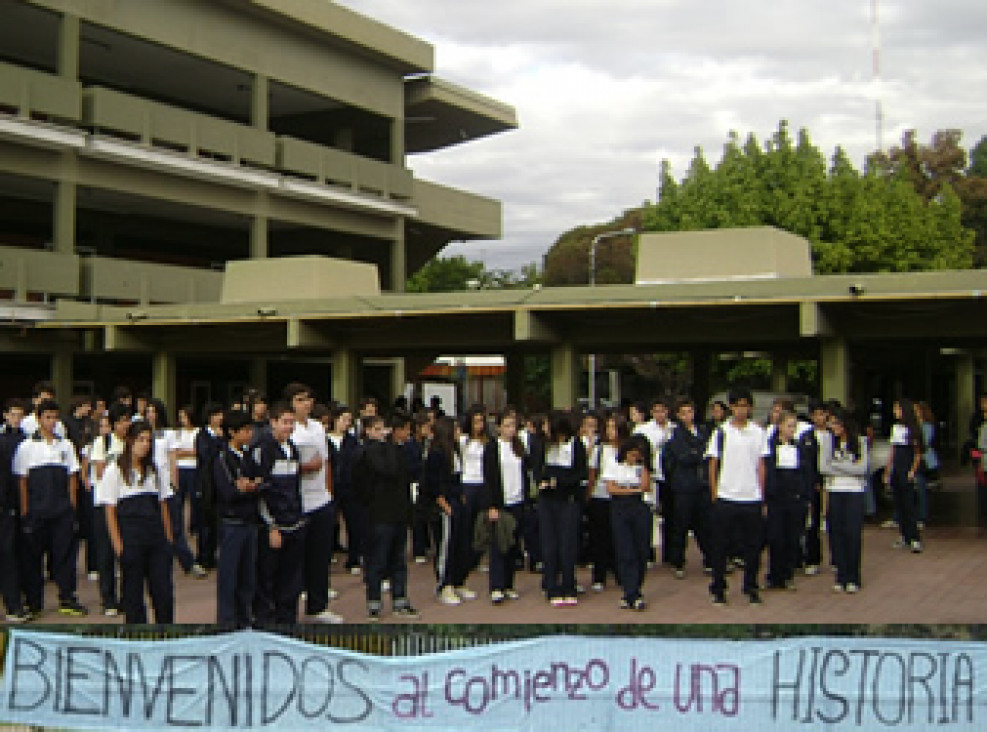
[
  {"left": 633, "top": 420, "right": 675, "bottom": 481},
  {"left": 170, "top": 428, "right": 198, "bottom": 469},
  {"left": 460, "top": 436, "right": 486, "bottom": 485},
  {"left": 890, "top": 423, "right": 911, "bottom": 446},
  {"left": 601, "top": 458, "right": 645, "bottom": 490},
  {"left": 13, "top": 435, "right": 80, "bottom": 478},
  {"left": 497, "top": 440, "right": 525, "bottom": 506},
  {"left": 705, "top": 420, "right": 768, "bottom": 502},
  {"left": 152, "top": 429, "right": 174, "bottom": 483},
  {"left": 20, "top": 414, "right": 66, "bottom": 440},
  {"left": 589, "top": 443, "right": 618, "bottom": 500},
  {"left": 97, "top": 461, "right": 172, "bottom": 506},
  {"left": 292, "top": 418, "right": 330, "bottom": 513}
]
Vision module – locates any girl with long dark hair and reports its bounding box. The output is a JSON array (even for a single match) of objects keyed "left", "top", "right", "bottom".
[
  {"left": 426, "top": 416, "right": 470, "bottom": 606},
  {"left": 885, "top": 398, "right": 925, "bottom": 553},
  {"left": 821, "top": 409, "right": 868, "bottom": 592}
]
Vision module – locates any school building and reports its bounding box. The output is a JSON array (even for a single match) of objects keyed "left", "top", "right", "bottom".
[{"left": 0, "top": 2, "right": 984, "bottom": 453}]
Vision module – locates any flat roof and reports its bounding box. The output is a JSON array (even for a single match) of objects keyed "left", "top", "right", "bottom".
[{"left": 405, "top": 77, "right": 518, "bottom": 153}]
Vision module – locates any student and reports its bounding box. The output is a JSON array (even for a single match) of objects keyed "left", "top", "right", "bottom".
[
  {"left": 13, "top": 398, "right": 86, "bottom": 616},
  {"left": 481, "top": 410, "right": 528, "bottom": 604},
  {"left": 705, "top": 387, "right": 768, "bottom": 606},
  {"left": 99, "top": 421, "right": 174, "bottom": 624},
  {"left": 536, "top": 411, "right": 588, "bottom": 607},
  {"left": 21, "top": 381, "right": 66, "bottom": 439},
  {"left": 521, "top": 414, "right": 546, "bottom": 573},
  {"left": 662, "top": 398, "right": 713, "bottom": 578},
  {"left": 425, "top": 416, "right": 469, "bottom": 606},
  {"left": 90, "top": 403, "right": 131, "bottom": 616},
  {"left": 578, "top": 411, "right": 600, "bottom": 565},
  {"left": 0, "top": 399, "right": 29, "bottom": 622},
  {"left": 820, "top": 408, "right": 869, "bottom": 593},
  {"left": 459, "top": 404, "right": 489, "bottom": 580},
  {"left": 170, "top": 405, "right": 206, "bottom": 577},
  {"left": 763, "top": 411, "right": 813, "bottom": 591},
  {"left": 585, "top": 412, "right": 620, "bottom": 592},
  {"left": 409, "top": 413, "right": 435, "bottom": 564},
  {"left": 248, "top": 402, "right": 307, "bottom": 625},
  {"left": 328, "top": 405, "right": 366, "bottom": 575},
  {"left": 213, "top": 409, "right": 260, "bottom": 627},
  {"left": 632, "top": 400, "right": 675, "bottom": 565},
  {"left": 604, "top": 431, "right": 652, "bottom": 611},
  {"left": 194, "top": 402, "right": 225, "bottom": 570},
  {"left": 353, "top": 414, "right": 420, "bottom": 622},
  {"left": 284, "top": 383, "right": 341, "bottom": 624},
  {"left": 914, "top": 402, "right": 938, "bottom": 529},
  {"left": 802, "top": 401, "right": 830, "bottom": 575},
  {"left": 885, "top": 398, "right": 924, "bottom": 553}
]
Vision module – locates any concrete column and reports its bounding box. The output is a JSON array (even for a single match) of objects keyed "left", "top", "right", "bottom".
[
  {"left": 956, "top": 352, "right": 975, "bottom": 456},
  {"left": 391, "top": 117, "right": 405, "bottom": 165},
  {"left": 390, "top": 357, "right": 407, "bottom": 406},
  {"left": 390, "top": 222, "right": 406, "bottom": 293},
  {"left": 332, "top": 347, "right": 361, "bottom": 409},
  {"left": 53, "top": 180, "right": 76, "bottom": 255},
  {"left": 51, "top": 350, "right": 73, "bottom": 408},
  {"left": 820, "top": 338, "right": 850, "bottom": 405},
  {"left": 551, "top": 343, "right": 578, "bottom": 410},
  {"left": 251, "top": 74, "right": 269, "bottom": 130},
  {"left": 691, "top": 348, "right": 712, "bottom": 419},
  {"left": 334, "top": 128, "right": 354, "bottom": 153},
  {"left": 250, "top": 358, "right": 268, "bottom": 395},
  {"left": 152, "top": 352, "right": 177, "bottom": 420},
  {"left": 250, "top": 214, "right": 268, "bottom": 259},
  {"left": 505, "top": 352, "right": 526, "bottom": 410},
  {"left": 771, "top": 355, "right": 788, "bottom": 393},
  {"left": 57, "top": 14, "right": 80, "bottom": 80}
]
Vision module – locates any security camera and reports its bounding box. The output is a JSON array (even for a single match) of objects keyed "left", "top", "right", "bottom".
[{"left": 848, "top": 284, "right": 865, "bottom": 297}]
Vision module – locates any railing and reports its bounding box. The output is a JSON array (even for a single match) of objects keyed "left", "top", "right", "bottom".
[
  {"left": 83, "top": 256, "right": 223, "bottom": 305},
  {"left": 278, "top": 135, "right": 413, "bottom": 200},
  {"left": 0, "top": 62, "right": 81, "bottom": 120},
  {"left": 0, "top": 246, "right": 79, "bottom": 300}
]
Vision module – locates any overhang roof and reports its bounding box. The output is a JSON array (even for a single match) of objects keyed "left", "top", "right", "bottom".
[{"left": 405, "top": 77, "right": 518, "bottom": 154}]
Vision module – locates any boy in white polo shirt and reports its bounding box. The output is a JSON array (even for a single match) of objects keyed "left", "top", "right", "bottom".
[{"left": 705, "top": 387, "right": 769, "bottom": 606}]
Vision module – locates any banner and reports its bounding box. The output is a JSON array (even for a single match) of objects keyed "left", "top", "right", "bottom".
[{"left": 1, "top": 629, "right": 985, "bottom": 731}]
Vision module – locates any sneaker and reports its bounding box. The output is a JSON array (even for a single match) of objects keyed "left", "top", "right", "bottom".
[
  {"left": 5, "top": 610, "right": 29, "bottom": 624},
  {"left": 804, "top": 565, "right": 820, "bottom": 576},
  {"left": 910, "top": 541, "right": 923, "bottom": 554},
  {"left": 504, "top": 589, "right": 520, "bottom": 600},
  {"left": 703, "top": 565, "right": 713, "bottom": 575},
  {"left": 393, "top": 605, "right": 420, "bottom": 620},
  {"left": 438, "top": 586, "right": 462, "bottom": 606},
  {"left": 632, "top": 597, "right": 647, "bottom": 611},
  {"left": 549, "top": 597, "right": 566, "bottom": 607},
  {"left": 381, "top": 579, "right": 391, "bottom": 593},
  {"left": 102, "top": 604, "right": 119, "bottom": 618},
  {"left": 58, "top": 598, "right": 88, "bottom": 617},
  {"left": 618, "top": 598, "right": 631, "bottom": 609},
  {"left": 87, "top": 571, "right": 98, "bottom": 581},
  {"left": 414, "top": 556, "right": 427, "bottom": 564},
  {"left": 349, "top": 566, "right": 362, "bottom": 576},
  {"left": 575, "top": 584, "right": 586, "bottom": 595},
  {"left": 785, "top": 580, "right": 797, "bottom": 591},
  {"left": 711, "top": 591, "right": 727, "bottom": 607},
  {"left": 533, "top": 562, "right": 544, "bottom": 572},
  {"left": 479, "top": 564, "right": 489, "bottom": 573},
  {"left": 673, "top": 568, "right": 686, "bottom": 580},
  {"left": 746, "top": 590, "right": 762, "bottom": 606},
  {"left": 845, "top": 583, "right": 860, "bottom": 594},
  {"left": 328, "top": 588, "right": 340, "bottom": 600},
  {"left": 454, "top": 586, "right": 477, "bottom": 601},
  {"left": 562, "top": 596, "right": 578, "bottom": 606},
  {"left": 880, "top": 519, "right": 898, "bottom": 529},
  {"left": 892, "top": 538, "right": 905, "bottom": 549},
  {"left": 367, "top": 607, "right": 381, "bottom": 623},
  {"left": 832, "top": 583, "right": 845, "bottom": 593},
  {"left": 591, "top": 582, "right": 604, "bottom": 592},
  {"left": 490, "top": 590, "right": 505, "bottom": 604},
  {"left": 308, "top": 609, "right": 345, "bottom": 624},
  {"left": 188, "top": 563, "right": 208, "bottom": 579},
  {"left": 917, "top": 521, "right": 926, "bottom": 530}
]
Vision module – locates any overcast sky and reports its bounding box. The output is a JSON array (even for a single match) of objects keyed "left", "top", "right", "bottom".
[{"left": 339, "top": 0, "right": 987, "bottom": 271}]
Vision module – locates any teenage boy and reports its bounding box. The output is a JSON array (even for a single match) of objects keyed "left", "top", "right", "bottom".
[
  {"left": 90, "top": 402, "right": 131, "bottom": 615},
  {"left": 214, "top": 410, "right": 260, "bottom": 628},
  {"left": 194, "top": 402, "right": 225, "bottom": 570},
  {"left": 13, "top": 399, "right": 86, "bottom": 616},
  {"left": 249, "top": 401, "right": 307, "bottom": 626},
  {"left": 285, "top": 383, "right": 342, "bottom": 624},
  {"left": 0, "top": 399, "right": 29, "bottom": 621},
  {"left": 21, "top": 381, "right": 66, "bottom": 439},
  {"left": 662, "top": 398, "right": 712, "bottom": 578},
  {"left": 705, "top": 387, "right": 769, "bottom": 606},
  {"left": 803, "top": 401, "right": 831, "bottom": 575},
  {"left": 354, "top": 414, "right": 420, "bottom": 622},
  {"left": 632, "top": 399, "right": 675, "bottom": 564}
]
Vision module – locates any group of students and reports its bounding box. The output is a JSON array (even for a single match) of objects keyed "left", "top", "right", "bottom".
[{"left": 0, "top": 378, "right": 938, "bottom": 624}]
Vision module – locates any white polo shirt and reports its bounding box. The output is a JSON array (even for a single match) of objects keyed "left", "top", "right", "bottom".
[
  {"left": 90, "top": 433, "right": 126, "bottom": 506},
  {"left": 292, "top": 418, "right": 330, "bottom": 514},
  {"left": 98, "top": 462, "right": 172, "bottom": 506},
  {"left": 705, "top": 420, "right": 768, "bottom": 502}
]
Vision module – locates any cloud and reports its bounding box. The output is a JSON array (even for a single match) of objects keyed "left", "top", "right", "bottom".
[{"left": 339, "top": 0, "right": 987, "bottom": 270}]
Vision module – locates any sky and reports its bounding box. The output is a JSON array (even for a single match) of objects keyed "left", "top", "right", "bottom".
[{"left": 338, "top": 0, "right": 987, "bottom": 272}]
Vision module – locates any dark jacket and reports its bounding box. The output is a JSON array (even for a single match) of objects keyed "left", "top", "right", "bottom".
[
  {"left": 764, "top": 433, "right": 814, "bottom": 501},
  {"left": 662, "top": 423, "right": 710, "bottom": 493},
  {"left": 213, "top": 444, "right": 259, "bottom": 524},
  {"left": 535, "top": 437, "right": 587, "bottom": 502},
  {"left": 328, "top": 432, "right": 362, "bottom": 499},
  {"left": 481, "top": 438, "right": 529, "bottom": 509},
  {"left": 0, "top": 426, "right": 25, "bottom": 513},
  {"left": 247, "top": 433, "right": 303, "bottom": 530},
  {"left": 422, "top": 448, "right": 462, "bottom": 508},
  {"left": 353, "top": 438, "right": 412, "bottom": 525}
]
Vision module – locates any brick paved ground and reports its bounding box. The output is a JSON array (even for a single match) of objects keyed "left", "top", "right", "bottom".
[{"left": 21, "top": 471, "right": 986, "bottom": 627}]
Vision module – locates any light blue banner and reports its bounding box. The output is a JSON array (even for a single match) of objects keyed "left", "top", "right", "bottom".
[{"left": 1, "top": 629, "right": 985, "bottom": 730}]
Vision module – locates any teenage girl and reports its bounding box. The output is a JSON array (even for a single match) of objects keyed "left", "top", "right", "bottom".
[
  {"left": 763, "top": 411, "right": 813, "bottom": 590},
  {"left": 536, "top": 411, "right": 588, "bottom": 607},
  {"left": 427, "top": 416, "right": 470, "bottom": 606},
  {"left": 885, "top": 398, "right": 924, "bottom": 553},
  {"left": 586, "top": 412, "right": 620, "bottom": 591},
  {"left": 820, "top": 408, "right": 868, "bottom": 592},
  {"left": 170, "top": 405, "right": 202, "bottom": 573},
  {"left": 914, "top": 402, "right": 938, "bottom": 528},
  {"left": 99, "top": 421, "right": 175, "bottom": 624},
  {"left": 604, "top": 431, "right": 652, "bottom": 610},
  {"left": 481, "top": 411, "right": 528, "bottom": 604},
  {"left": 459, "top": 405, "right": 488, "bottom": 582},
  {"left": 328, "top": 405, "right": 366, "bottom": 575}
]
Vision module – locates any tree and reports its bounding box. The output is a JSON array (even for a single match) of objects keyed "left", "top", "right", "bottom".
[{"left": 406, "top": 255, "right": 542, "bottom": 293}]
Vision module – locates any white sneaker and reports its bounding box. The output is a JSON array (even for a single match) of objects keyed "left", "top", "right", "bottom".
[
  {"left": 381, "top": 579, "right": 391, "bottom": 593},
  {"left": 414, "top": 556, "right": 427, "bottom": 564},
  {"left": 87, "top": 571, "right": 98, "bottom": 581},
  {"left": 804, "top": 565, "right": 820, "bottom": 576},
  {"left": 910, "top": 541, "right": 923, "bottom": 554},
  {"left": 454, "top": 586, "right": 477, "bottom": 601},
  {"left": 504, "top": 589, "right": 520, "bottom": 600},
  {"left": 845, "top": 583, "right": 860, "bottom": 594},
  {"left": 490, "top": 590, "right": 505, "bottom": 604},
  {"left": 328, "top": 588, "right": 340, "bottom": 600},
  {"left": 591, "top": 582, "right": 604, "bottom": 592},
  {"left": 349, "top": 566, "right": 362, "bottom": 576},
  {"left": 308, "top": 609, "right": 344, "bottom": 624},
  {"left": 438, "top": 586, "right": 462, "bottom": 606},
  {"left": 189, "top": 564, "right": 208, "bottom": 579}
]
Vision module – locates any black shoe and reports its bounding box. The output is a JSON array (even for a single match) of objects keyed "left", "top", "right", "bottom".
[
  {"left": 58, "top": 598, "right": 88, "bottom": 617},
  {"left": 393, "top": 605, "right": 421, "bottom": 620},
  {"left": 747, "top": 590, "right": 763, "bottom": 606},
  {"left": 711, "top": 591, "right": 727, "bottom": 606},
  {"left": 367, "top": 607, "right": 381, "bottom": 623}
]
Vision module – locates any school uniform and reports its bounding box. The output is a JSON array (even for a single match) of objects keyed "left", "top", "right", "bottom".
[
  {"left": 585, "top": 443, "right": 616, "bottom": 587},
  {"left": 64, "top": 414, "right": 95, "bottom": 577},
  {"left": 425, "top": 449, "right": 468, "bottom": 592},
  {"left": 763, "top": 432, "right": 814, "bottom": 589},
  {"left": 662, "top": 423, "right": 713, "bottom": 573},
  {"left": 194, "top": 426, "right": 224, "bottom": 569},
  {"left": 521, "top": 430, "right": 544, "bottom": 572},
  {"left": 604, "top": 456, "right": 651, "bottom": 606},
  {"left": 801, "top": 424, "right": 825, "bottom": 570},
  {"left": 90, "top": 433, "right": 124, "bottom": 611},
  {"left": 213, "top": 443, "right": 259, "bottom": 627},
  {"left": 0, "top": 424, "right": 27, "bottom": 617},
  {"left": 705, "top": 420, "right": 769, "bottom": 599},
  {"left": 634, "top": 420, "right": 675, "bottom": 563},
  {"left": 329, "top": 431, "right": 367, "bottom": 573},
  {"left": 353, "top": 437, "right": 414, "bottom": 612},
  {"left": 408, "top": 436, "right": 435, "bottom": 561},
  {"left": 481, "top": 438, "right": 528, "bottom": 595},
  {"left": 889, "top": 423, "right": 922, "bottom": 547},
  {"left": 97, "top": 462, "right": 174, "bottom": 623},
  {"left": 459, "top": 436, "right": 487, "bottom": 570},
  {"left": 536, "top": 437, "right": 588, "bottom": 601},
  {"left": 248, "top": 432, "right": 307, "bottom": 625},
  {"left": 292, "top": 417, "right": 335, "bottom": 617},
  {"left": 820, "top": 436, "right": 869, "bottom": 588},
  {"left": 13, "top": 432, "right": 81, "bottom": 612},
  {"left": 169, "top": 427, "right": 199, "bottom": 570}
]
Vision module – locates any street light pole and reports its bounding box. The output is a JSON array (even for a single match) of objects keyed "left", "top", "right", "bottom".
[{"left": 588, "top": 227, "right": 636, "bottom": 409}]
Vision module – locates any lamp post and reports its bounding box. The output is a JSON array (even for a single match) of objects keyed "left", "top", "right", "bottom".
[{"left": 588, "top": 227, "right": 636, "bottom": 409}]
